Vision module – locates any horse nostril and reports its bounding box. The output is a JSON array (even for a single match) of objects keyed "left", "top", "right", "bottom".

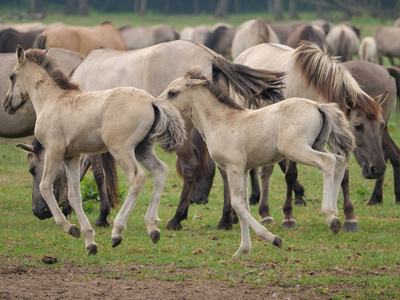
[{"left": 370, "top": 166, "right": 378, "bottom": 176}]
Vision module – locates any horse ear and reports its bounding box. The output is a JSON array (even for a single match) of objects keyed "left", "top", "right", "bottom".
[
  {"left": 375, "top": 90, "right": 389, "bottom": 106},
  {"left": 16, "top": 44, "right": 26, "bottom": 65},
  {"left": 44, "top": 47, "right": 50, "bottom": 55},
  {"left": 185, "top": 78, "right": 208, "bottom": 88},
  {"left": 16, "top": 144, "right": 34, "bottom": 153},
  {"left": 344, "top": 96, "right": 356, "bottom": 110}
]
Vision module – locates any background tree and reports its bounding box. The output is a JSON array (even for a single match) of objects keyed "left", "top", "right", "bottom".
[{"left": 214, "top": 0, "right": 230, "bottom": 18}]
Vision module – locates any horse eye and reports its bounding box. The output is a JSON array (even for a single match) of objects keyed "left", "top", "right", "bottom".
[
  {"left": 29, "top": 167, "right": 35, "bottom": 176},
  {"left": 168, "top": 90, "right": 178, "bottom": 98},
  {"left": 354, "top": 124, "right": 363, "bottom": 132}
]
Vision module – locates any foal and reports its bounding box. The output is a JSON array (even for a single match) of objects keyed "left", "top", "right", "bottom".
[
  {"left": 158, "top": 67, "right": 355, "bottom": 256},
  {"left": 3, "top": 45, "right": 185, "bottom": 254}
]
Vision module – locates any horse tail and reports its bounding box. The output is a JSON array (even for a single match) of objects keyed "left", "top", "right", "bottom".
[
  {"left": 33, "top": 33, "right": 46, "bottom": 49},
  {"left": 149, "top": 99, "right": 186, "bottom": 152},
  {"left": 212, "top": 56, "right": 285, "bottom": 109},
  {"left": 317, "top": 103, "right": 355, "bottom": 158},
  {"left": 386, "top": 66, "right": 400, "bottom": 112},
  {"left": 338, "top": 29, "right": 347, "bottom": 61},
  {"left": 101, "top": 152, "right": 118, "bottom": 208}
]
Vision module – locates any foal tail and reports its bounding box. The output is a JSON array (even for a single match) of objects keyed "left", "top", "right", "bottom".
[
  {"left": 318, "top": 103, "right": 355, "bottom": 158},
  {"left": 212, "top": 56, "right": 285, "bottom": 108},
  {"left": 149, "top": 99, "right": 186, "bottom": 152}
]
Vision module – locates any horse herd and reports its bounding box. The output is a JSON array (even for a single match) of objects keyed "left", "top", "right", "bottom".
[{"left": 1, "top": 18, "right": 400, "bottom": 256}]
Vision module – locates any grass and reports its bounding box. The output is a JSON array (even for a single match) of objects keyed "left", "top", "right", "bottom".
[{"left": 1, "top": 9, "right": 400, "bottom": 299}]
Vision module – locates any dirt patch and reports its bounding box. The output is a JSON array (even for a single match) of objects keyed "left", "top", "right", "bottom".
[{"left": 0, "top": 261, "right": 349, "bottom": 300}]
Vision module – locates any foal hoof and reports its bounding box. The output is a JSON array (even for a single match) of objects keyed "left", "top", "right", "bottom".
[
  {"left": 273, "top": 236, "right": 282, "bottom": 248},
  {"left": 68, "top": 225, "right": 81, "bottom": 238},
  {"left": 150, "top": 230, "right": 160, "bottom": 244},
  {"left": 261, "top": 216, "right": 274, "bottom": 225},
  {"left": 112, "top": 238, "right": 122, "bottom": 248},
  {"left": 86, "top": 244, "right": 98, "bottom": 255},
  {"left": 281, "top": 219, "right": 296, "bottom": 228},
  {"left": 330, "top": 218, "right": 342, "bottom": 235},
  {"left": 343, "top": 221, "right": 360, "bottom": 232}
]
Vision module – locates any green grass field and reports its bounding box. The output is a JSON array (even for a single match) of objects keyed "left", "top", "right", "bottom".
[{"left": 1, "top": 9, "right": 400, "bottom": 299}]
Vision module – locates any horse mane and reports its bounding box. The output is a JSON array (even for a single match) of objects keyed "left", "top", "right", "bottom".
[
  {"left": 25, "top": 49, "right": 80, "bottom": 91},
  {"left": 185, "top": 67, "right": 244, "bottom": 111},
  {"left": 293, "top": 41, "right": 381, "bottom": 119}
]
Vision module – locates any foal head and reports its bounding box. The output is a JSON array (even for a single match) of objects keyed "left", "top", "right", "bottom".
[{"left": 3, "top": 45, "right": 80, "bottom": 115}]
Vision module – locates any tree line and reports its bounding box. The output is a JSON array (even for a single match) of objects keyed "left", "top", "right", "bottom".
[{"left": 5, "top": 0, "right": 400, "bottom": 20}]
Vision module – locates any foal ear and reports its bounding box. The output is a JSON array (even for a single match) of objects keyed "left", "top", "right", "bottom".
[
  {"left": 185, "top": 78, "right": 208, "bottom": 88},
  {"left": 375, "top": 90, "right": 389, "bottom": 106},
  {"left": 16, "top": 144, "right": 34, "bottom": 153},
  {"left": 16, "top": 44, "right": 26, "bottom": 65},
  {"left": 344, "top": 96, "right": 356, "bottom": 110}
]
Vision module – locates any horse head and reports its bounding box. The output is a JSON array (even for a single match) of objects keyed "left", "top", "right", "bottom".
[{"left": 17, "top": 140, "right": 69, "bottom": 220}]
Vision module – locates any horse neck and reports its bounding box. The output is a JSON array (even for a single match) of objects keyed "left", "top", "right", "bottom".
[
  {"left": 189, "top": 87, "right": 236, "bottom": 137},
  {"left": 22, "top": 63, "right": 65, "bottom": 114}
]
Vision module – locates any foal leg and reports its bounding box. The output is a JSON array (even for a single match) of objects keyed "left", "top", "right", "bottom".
[
  {"left": 227, "top": 167, "right": 282, "bottom": 257},
  {"left": 259, "top": 165, "right": 275, "bottom": 225},
  {"left": 39, "top": 154, "right": 80, "bottom": 238},
  {"left": 110, "top": 148, "right": 147, "bottom": 248},
  {"left": 64, "top": 156, "right": 97, "bottom": 255},
  {"left": 136, "top": 142, "right": 169, "bottom": 244}
]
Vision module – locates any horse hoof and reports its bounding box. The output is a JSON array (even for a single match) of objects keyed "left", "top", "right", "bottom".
[
  {"left": 150, "top": 230, "right": 160, "bottom": 244},
  {"left": 281, "top": 219, "right": 296, "bottom": 228},
  {"left": 112, "top": 238, "right": 122, "bottom": 248},
  {"left": 94, "top": 220, "right": 110, "bottom": 228},
  {"left": 343, "top": 221, "right": 359, "bottom": 232},
  {"left": 294, "top": 199, "right": 307, "bottom": 206},
  {"left": 249, "top": 195, "right": 260, "bottom": 205},
  {"left": 217, "top": 220, "right": 233, "bottom": 230},
  {"left": 366, "top": 199, "right": 380, "bottom": 205},
  {"left": 68, "top": 225, "right": 80, "bottom": 238},
  {"left": 273, "top": 236, "right": 282, "bottom": 248},
  {"left": 330, "top": 218, "right": 342, "bottom": 235},
  {"left": 261, "top": 216, "right": 274, "bottom": 225},
  {"left": 166, "top": 221, "right": 182, "bottom": 231},
  {"left": 86, "top": 244, "right": 98, "bottom": 255}
]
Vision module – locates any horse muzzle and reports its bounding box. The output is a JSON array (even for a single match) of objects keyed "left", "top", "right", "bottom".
[
  {"left": 361, "top": 163, "right": 386, "bottom": 179},
  {"left": 33, "top": 206, "right": 53, "bottom": 220},
  {"left": 2, "top": 96, "right": 16, "bottom": 115}
]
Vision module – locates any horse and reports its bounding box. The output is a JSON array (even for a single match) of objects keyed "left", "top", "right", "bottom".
[
  {"left": 0, "top": 28, "right": 43, "bottom": 53},
  {"left": 69, "top": 40, "right": 284, "bottom": 231},
  {"left": 158, "top": 66, "right": 355, "bottom": 256},
  {"left": 231, "top": 19, "right": 280, "bottom": 60},
  {"left": 3, "top": 45, "right": 186, "bottom": 254},
  {"left": 358, "top": 37, "right": 377, "bottom": 63},
  {"left": 285, "top": 24, "right": 326, "bottom": 49},
  {"left": 0, "top": 48, "right": 83, "bottom": 138},
  {"left": 326, "top": 23, "right": 360, "bottom": 61},
  {"left": 179, "top": 25, "right": 211, "bottom": 44},
  {"left": 17, "top": 138, "right": 118, "bottom": 227},
  {"left": 233, "top": 42, "right": 387, "bottom": 231},
  {"left": 204, "top": 24, "right": 236, "bottom": 60},
  {"left": 374, "top": 26, "right": 400, "bottom": 65},
  {"left": 119, "top": 24, "right": 178, "bottom": 50},
  {"left": 33, "top": 21, "right": 127, "bottom": 56}
]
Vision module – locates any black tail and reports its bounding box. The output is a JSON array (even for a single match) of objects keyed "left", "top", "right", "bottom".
[
  {"left": 212, "top": 56, "right": 285, "bottom": 109},
  {"left": 33, "top": 34, "right": 46, "bottom": 49}
]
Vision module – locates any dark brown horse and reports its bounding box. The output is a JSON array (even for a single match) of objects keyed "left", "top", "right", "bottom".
[
  {"left": 17, "top": 138, "right": 118, "bottom": 227},
  {"left": 0, "top": 28, "right": 43, "bottom": 53}
]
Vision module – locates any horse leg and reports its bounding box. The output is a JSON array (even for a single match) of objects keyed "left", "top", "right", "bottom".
[
  {"left": 281, "top": 160, "right": 297, "bottom": 229},
  {"left": 166, "top": 143, "right": 199, "bottom": 230},
  {"left": 136, "top": 141, "right": 169, "bottom": 244},
  {"left": 109, "top": 147, "right": 147, "bottom": 248},
  {"left": 226, "top": 167, "right": 281, "bottom": 257},
  {"left": 340, "top": 168, "right": 360, "bottom": 232},
  {"left": 217, "top": 166, "right": 236, "bottom": 230},
  {"left": 39, "top": 153, "right": 80, "bottom": 238},
  {"left": 89, "top": 154, "right": 111, "bottom": 228},
  {"left": 249, "top": 168, "right": 260, "bottom": 205},
  {"left": 259, "top": 165, "right": 275, "bottom": 225},
  {"left": 64, "top": 156, "right": 97, "bottom": 255},
  {"left": 380, "top": 128, "right": 400, "bottom": 204},
  {"left": 278, "top": 159, "right": 306, "bottom": 206}
]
